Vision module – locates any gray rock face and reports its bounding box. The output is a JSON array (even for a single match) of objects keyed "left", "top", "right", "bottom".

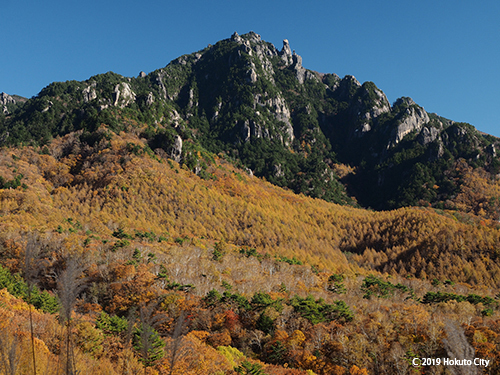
[
  {"left": 0, "top": 92, "right": 16, "bottom": 106},
  {"left": 250, "top": 120, "right": 263, "bottom": 139},
  {"left": 146, "top": 92, "right": 154, "bottom": 106},
  {"left": 113, "top": 82, "right": 136, "bottom": 108},
  {"left": 1, "top": 92, "right": 16, "bottom": 114},
  {"left": 42, "top": 101, "right": 53, "bottom": 113},
  {"left": 292, "top": 52, "right": 307, "bottom": 84},
  {"left": 246, "top": 31, "right": 261, "bottom": 44},
  {"left": 193, "top": 53, "right": 202, "bottom": 64},
  {"left": 273, "top": 163, "right": 284, "bottom": 178},
  {"left": 290, "top": 51, "right": 315, "bottom": 84},
  {"left": 322, "top": 73, "right": 341, "bottom": 91},
  {"left": 487, "top": 143, "right": 496, "bottom": 157},
  {"left": 82, "top": 82, "right": 97, "bottom": 103},
  {"left": 239, "top": 38, "right": 273, "bottom": 84},
  {"left": 240, "top": 119, "right": 264, "bottom": 142},
  {"left": 155, "top": 70, "right": 168, "bottom": 100},
  {"left": 237, "top": 35, "right": 312, "bottom": 89},
  {"left": 451, "top": 125, "right": 468, "bottom": 138},
  {"left": 212, "top": 101, "right": 222, "bottom": 121},
  {"left": 434, "top": 142, "right": 445, "bottom": 159},
  {"left": 243, "top": 36, "right": 277, "bottom": 83},
  {"left": 247, "top": 64, "right": 258, "bottom": 83},
  {"left": 253, "top": 93, "right": 294, "bottom": 145},
  {"left": 280, "top": 39, "right": 293, "bottom": 65},
  {"left": 170, "top": 109, "right": 182, "bottom": 128},
  {"left": 188, "top": 88, "right": 197, "bottom": 108},
  {"left": 241, "top": 120, "right": 251, "bottom": 142},
  {"left": 388, "top": 97, "right": 430, "bottom": 147},
  {"left": 169, "top": 135, "right": 183, "bottom": 162},
  {"left": 418, "top": 126, "right": 440, "bottom": 146},
  {"left": 352, "top": 85, "right": 391, "bottom": 136},
  {"left": 231, "top": 31, "right": 243, "bottom": 43}
]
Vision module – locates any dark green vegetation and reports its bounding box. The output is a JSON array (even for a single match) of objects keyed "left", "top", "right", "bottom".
[
  {"left": 361, "top": 275, "right": 415, "bottom": 300},
  {"left": 1, "top": 31, "right": 499, "bottom": 213},
  {"left": 0, "top": 264, "right": 59, "bottom": 313}
]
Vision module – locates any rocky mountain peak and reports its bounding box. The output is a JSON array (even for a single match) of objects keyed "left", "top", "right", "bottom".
[
  {"left": 388, "top": 97, "right": 430, "bottom": 147},
  {"left": 280, "top": 39, "right": 293, "bottom": 65},
  {"left": 393, "top": 96, "right": 416, "bottom": 108},
  {"left": 231, "top": 31, "right": 243, "bottom": 43},
  {"left": 0, "top": 92, "right": 16, "bottom": 106},
  {"left": 352, "top": 83, "right": 391, "bottom": 135},
  {"left": 1, "top": 92, "right": 18, "bottom": 114},
  {"left": 245, "top": 31, "right": 262, "bottom": 44},
  {"left": 336, "top": 75, "right": 362, "bottom": 101}
]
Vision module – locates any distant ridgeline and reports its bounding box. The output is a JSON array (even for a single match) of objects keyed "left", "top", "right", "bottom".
[{"left": 1, "top": 31, "right": 499, "bottom": 213}]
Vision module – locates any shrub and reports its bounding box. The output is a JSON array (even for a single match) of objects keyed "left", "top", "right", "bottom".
[
  {"left": 289, "top": 295, "right": 353, "bottom": 324},
  {"left": 361, "top": 275, "right": 414, "bottom": 300},
  {"left": 95, "top": 311, "right": 129, "bottom": 335},
  {"left": 327, "top": 274, "right": 346, "bottom": 294}
]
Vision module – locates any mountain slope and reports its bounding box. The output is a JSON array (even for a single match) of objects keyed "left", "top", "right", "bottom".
[
  {"left": 1, "top": 31, "right": 500, "bottom": 214},
  {"left": 0, "top": 132, "right": 500, "bottom": 374},
  {"left": 1, "top": 132, "right": 500, "bottom": 288}
]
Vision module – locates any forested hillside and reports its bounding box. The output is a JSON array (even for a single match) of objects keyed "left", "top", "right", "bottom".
[{"left": 0, "top": 131, "right": 499, "bottom": 374}]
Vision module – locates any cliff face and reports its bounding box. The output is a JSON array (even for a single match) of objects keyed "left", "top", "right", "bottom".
[
  {"left": 1, "top": 32, "right": 498, "bottom": 211},
  {"left": 0, "top": 92, "right": 16, "bottom": 105},
  {"left": 0, "top": 92, "right": 24, "bottom": 114},
  {"left": 386, "top": 97, "right": 430, "bottom": 147}
]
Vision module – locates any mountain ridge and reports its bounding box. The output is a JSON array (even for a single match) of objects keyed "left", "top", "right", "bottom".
[{"left": 1, "top": 31, "right": 499, "bottom": 214}]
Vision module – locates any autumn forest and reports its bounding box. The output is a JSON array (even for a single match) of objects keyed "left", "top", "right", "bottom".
[{"left": 0, "top": 129, "right": 498, "bottom": 374}]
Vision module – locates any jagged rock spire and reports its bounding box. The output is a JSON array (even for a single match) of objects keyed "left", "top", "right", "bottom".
[{"left": 280, "top": 39, "right": 293, "bottom": 65}]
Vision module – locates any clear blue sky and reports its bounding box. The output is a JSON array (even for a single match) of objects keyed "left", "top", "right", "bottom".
[{"left": 2, "top": 0, "right": 500, "bottom": 137}]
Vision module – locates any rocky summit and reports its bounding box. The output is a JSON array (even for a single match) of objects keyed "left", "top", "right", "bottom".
[{"left": 1, "top": 31, "right": 499, "bottom": 212}]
